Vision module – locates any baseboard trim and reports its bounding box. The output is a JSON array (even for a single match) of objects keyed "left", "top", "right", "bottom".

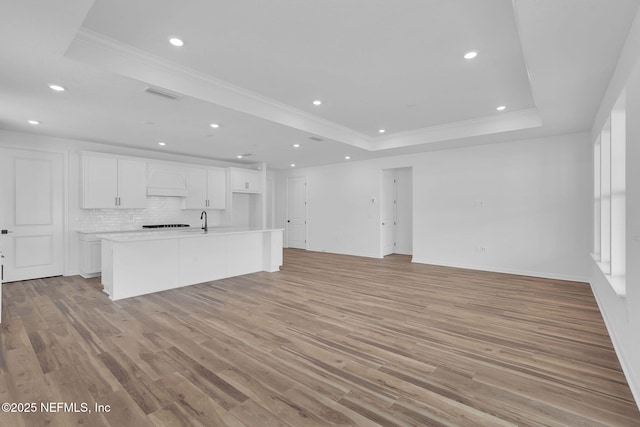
[
  {"left": 410, "top": 258, "right": 590, "bottom": 283},
  {"left": 589, "top": 279, "right": 640, "bottom": 412},
  {"left": 304, "top": 247, "right": 382, "bottom": 259}
]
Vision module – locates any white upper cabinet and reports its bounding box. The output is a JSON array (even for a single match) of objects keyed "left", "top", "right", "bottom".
[
  {"left": 207, "top": 167, "right": 226, "bottom": 209},
  {"left": 117, "top": 159, "right": 147, "bottom": 208},
  {"left": 185, "top": 166, "right": 226, "bottom": 209},
  {"left": 82, "top": 154, "right": 147, "bottom": 209},
  {"left": 230, "top": 168, "right": 262, "bottom": 193}
]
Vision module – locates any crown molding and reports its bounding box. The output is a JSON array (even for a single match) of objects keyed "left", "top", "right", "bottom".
[
  {"left": 66, "top": 27, "right": 542, "bottom": 153},
  {"left": 67, "top": 28, "right": 372, "bottom": 149},
  {"left": 370, "top": 108, "right": 542, "bottom": 151}
]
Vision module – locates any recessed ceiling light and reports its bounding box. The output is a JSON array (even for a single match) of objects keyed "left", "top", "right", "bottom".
[
  {"left": 378, "top": 129, "right": 386, "bottom": 134},
  {"left": 464, "top": 51, "right": 478, "bottom": 60},
  {"left": 293, "top": 144, "right": 300, "bottom": 148},
  {"left": 210, "top": 123, "right": 220, "bottom": 128},
  {"left": 27, "top": 120, "right": 40, "bottom": 125},
  {"left": 496, "top": 105, "right": 506, "bottom": 111},
  {"left": 49, "top": 84, "right": 65, "bottom": 92},
  {"left": 290, "top": 163, "right": 296, "bottom": 167},
  {"left": 312, "top": 100, "right": 322, "bottom": 106},
  {"left": 158, "top": 142, "right": 166, "bottom": 146},
  {"left": 236, "top": 155, "right": 243, "bottom": 159},
  {"left": 169, "top": 37, "right": 184, "bottom": 47},
  {"left": 345, "top": 156, "right": 351, "bottom": 160}
]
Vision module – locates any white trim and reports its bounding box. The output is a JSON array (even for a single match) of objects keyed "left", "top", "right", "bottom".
[
  {"left": 371, "top": 108, "right": 542, "bottom": 151},
  {"left": 411, "top": 257, "right": 590, "bottom": 283},
  {"left": 393, "top": 249, "right": 413, "bottom": 256},
  {"left": 69, "top": 28, "right": 371, "bottom": 150},
  {"left": 591, "top": 253, "right": 626, "bottom": 296},
  {"left": 304, "top": 248, "right": 383, "bottom": 259},
  {"left": 68, "top": 28, "right": 543, "bottom": 152},
  {"left": 589, "top": 277, "right": 640, "bottom": 411}
]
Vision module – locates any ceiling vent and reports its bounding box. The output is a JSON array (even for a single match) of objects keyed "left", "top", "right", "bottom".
[
  {"left": 309, "top": 136, "right": 323, "bottom": 142},
  {"left": 144, "top": 86, "right": 182, "bottom": 100}
]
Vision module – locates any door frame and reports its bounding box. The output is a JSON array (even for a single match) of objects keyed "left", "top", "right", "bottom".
[{"left": 380, "top": 167, "right": 413, "bottom": 258}]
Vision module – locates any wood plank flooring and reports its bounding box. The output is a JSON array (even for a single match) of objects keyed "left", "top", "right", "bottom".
[{"left": 0, "top": 249, "right": 638, "bottom": 426}]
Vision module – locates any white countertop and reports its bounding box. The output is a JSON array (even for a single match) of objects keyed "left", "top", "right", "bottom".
[{"left": 98, "top": 227, "right": 283, "bottom": 242}]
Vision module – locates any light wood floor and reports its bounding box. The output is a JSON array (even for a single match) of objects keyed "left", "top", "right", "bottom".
[{"left": 0, "top": 249, "right": 638, "bottom": 426}]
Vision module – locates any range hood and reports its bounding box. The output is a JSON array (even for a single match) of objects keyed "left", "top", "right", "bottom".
[
  {"left": 147, "top": 163, "right": 188, "bottom": 197},
  {"left": 147, "top": 186, "right": 187, "bottom": 197}
]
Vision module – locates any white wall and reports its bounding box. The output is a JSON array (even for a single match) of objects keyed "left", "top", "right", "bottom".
[
  {"left": 413, "top": 134, "right": 591, "bottom": 281},
  {"left": 278, "top": 132, "right": 591, "bottom": 281},
  {"left": 590, "top": 6, "right": 640, "bottom": 408}
]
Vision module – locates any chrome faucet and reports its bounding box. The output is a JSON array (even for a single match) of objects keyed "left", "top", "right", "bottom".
[{"left": 200, "top": 210, "right": 208, "bottom": 232}]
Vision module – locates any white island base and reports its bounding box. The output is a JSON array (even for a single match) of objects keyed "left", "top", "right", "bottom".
[{"left": 101, "top": 228, "right": 283, "bottom": 301}]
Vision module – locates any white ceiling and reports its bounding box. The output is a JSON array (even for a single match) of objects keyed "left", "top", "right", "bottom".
[{"left": 0, "top": 0, "right": 637, "bottom": 169}]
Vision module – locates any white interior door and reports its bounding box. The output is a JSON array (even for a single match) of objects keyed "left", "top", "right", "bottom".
[
  {"left": 381, "top": 170, "right": 396, "bottom": 256},
  {"left": 287, "top": 176, "right": 306, "bottom": 249},
  {"left": 0, "top": 148, "right": 64, "bottom": 282}
]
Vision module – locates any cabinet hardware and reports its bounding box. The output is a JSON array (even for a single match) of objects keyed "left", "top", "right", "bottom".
[{"left": 1, "top": 230, "right": 13, "bottom": 234}]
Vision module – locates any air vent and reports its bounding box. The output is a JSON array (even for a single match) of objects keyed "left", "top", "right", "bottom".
[
  {"left": 309, "top": 136, "right": 323, "bottom": 142},
  {"left": 144, "top": 86, "right": 182, "bottom": 100}
]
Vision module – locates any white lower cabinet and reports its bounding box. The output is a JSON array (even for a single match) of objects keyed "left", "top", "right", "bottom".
[
  {"left": 227, "top": 232, "right": 263, "bottom": 276},
  {"left": 79, "top": 233, "right": 102, "bottom": 278},
  {"left": 101, "top": 229, "right": 283, "bottom": 301}
]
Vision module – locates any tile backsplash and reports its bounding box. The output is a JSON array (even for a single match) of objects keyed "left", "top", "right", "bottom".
[{"left": 76, "top": 197, "right": 222, "bottom": 232}]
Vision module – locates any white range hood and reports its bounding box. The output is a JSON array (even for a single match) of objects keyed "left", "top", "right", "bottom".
[{"left": 147, "top": 162, "right": 188, "bottom": 197}]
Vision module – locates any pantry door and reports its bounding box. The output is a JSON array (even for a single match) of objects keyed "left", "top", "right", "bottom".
[
  {"left": 287, "top": 176, "right": 307, "bottom": 249},
  {"left": 0, "top": 148, "right": 64, "bottom": 282}
]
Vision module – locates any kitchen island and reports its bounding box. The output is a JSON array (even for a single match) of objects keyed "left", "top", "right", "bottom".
[{"left": 100, "top": 227, "right": 283, "bottom": 301}]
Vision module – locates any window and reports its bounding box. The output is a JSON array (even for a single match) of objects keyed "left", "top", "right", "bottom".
[{"left": 593, "top": 91, "right": 626, "bottom": 295}]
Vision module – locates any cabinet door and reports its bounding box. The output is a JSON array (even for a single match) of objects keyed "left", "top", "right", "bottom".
[
  {"left": 117, "top": 159, "right": 147, "bottom": 208},
  {"left": 185, "top": 167, "right": 207, "bottom": 209},
  {"left": 80, "top": 240, "right": 102, "bottom": 276},
  {"left": 231, "top": 169, "right": 262, "bottom": 193},
  {"left": 207, "top": 167, "right": 226, "bottom": 209},
  {"left": 246, "top": 171, "right": 262, "bottom": 193},
  {"left": 82, "top": 155, "right": 118, "bottom": 208}
]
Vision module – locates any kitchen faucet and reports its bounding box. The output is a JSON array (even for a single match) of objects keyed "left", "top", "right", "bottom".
[{"left": 200, "top": 211, "right": 208, "bottom": 232}]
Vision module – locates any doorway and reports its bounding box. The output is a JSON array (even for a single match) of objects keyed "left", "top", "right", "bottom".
[
  {"left": 380, "top": 167, "right": 412, "bottom": 257},
  {"left": 0, "top": 148, "right": 64, "bottom": 282}
]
